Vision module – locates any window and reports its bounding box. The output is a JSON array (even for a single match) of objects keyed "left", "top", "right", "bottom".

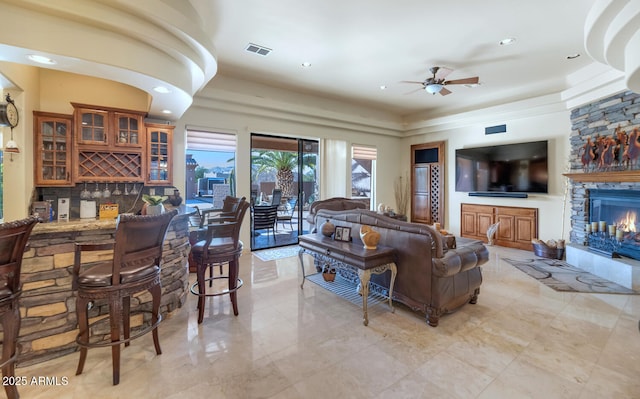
[
  {"left": 186, "top": 129, "right": 237, "bottom": 208},
  {"left": 351, "top": 144, "right": 376, "bottom": 209}
]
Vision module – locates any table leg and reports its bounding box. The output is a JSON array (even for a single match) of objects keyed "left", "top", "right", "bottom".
[
  {"left": 298, "top": 248, "right": 306, "bottom": 289},
  {"left": 358, "top": 269, "right": 371, "bottom": 326},
  {"left": 388, "top": 263, "right": 397, "bottom": 313}
]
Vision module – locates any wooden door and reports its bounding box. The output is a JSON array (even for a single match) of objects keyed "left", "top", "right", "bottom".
[{"left": 411, "top": 141, "right": 445, "bottom": 225}]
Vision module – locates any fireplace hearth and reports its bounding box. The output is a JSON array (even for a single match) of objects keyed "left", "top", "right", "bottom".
[{"left": 587, "top": 189, "right": 640, "bottom": 260}]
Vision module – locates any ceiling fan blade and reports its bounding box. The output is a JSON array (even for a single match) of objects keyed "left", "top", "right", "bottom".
[
  {"left": 439, "top": 87, "right": 452, "bottom": 96},
  {"left": 435, "top": 67, "right": 453, "bottom": 80},
  {"left": 400, "top": 80, "right": 426, "bottom": 85},
  {"left": 444, "top": 77, "right": 479, "bottom": 85}
]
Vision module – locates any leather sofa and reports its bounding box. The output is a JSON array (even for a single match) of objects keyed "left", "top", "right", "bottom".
[
  {"left": 306, "top": 197, "right": 367, "bottom": 232},
  {"left": 313, "top": 209, "right": 488, "bottom": 327}
]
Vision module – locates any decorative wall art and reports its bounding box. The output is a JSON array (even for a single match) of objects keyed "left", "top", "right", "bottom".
[{"left": 579, "top": 126, "right": 640, "bottom": 171}]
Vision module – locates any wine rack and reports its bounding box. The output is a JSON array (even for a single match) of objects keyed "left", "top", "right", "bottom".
[{"left": 77, "top": 151, "right": 143, "bottom": 181}]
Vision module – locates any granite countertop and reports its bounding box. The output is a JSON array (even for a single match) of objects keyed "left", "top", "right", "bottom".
[{"left": 32, "top": 205, "right": 197, "bottom": 234}]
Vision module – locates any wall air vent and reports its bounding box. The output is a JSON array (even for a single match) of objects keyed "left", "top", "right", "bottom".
[{"left": 245, "top": 43, "right": 272, "bottom": 56}]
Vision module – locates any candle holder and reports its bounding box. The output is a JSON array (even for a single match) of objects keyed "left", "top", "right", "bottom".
[{"left": 586, "top": 231, "right": 621, "bottom": 258}]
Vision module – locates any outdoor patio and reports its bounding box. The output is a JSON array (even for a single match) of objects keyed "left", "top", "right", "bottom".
[{"left": 186, "top": 197, "right": 311, "bottom": 250}]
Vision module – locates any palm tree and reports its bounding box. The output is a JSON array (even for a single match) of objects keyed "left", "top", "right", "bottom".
[{"left": 252, "top": 150, "right": 298, "bottom": 197}]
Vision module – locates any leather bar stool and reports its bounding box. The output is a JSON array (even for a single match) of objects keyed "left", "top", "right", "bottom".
[
  {"left": 190, "top": 200, "right": 249, "bottom": 323},
  {"left": 0, "top": 217, "right": 39, "bottom": 399},
  {"left": 188, "top": 196, "right": 246, "bottom": 272},
  {"left": 72, "top": 210, "right": 177, "bottom": 385}
]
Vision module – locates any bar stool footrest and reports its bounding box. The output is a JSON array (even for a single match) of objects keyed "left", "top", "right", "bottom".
[{"left": 190, "top": 276, "right": 243, "bottom": 297}]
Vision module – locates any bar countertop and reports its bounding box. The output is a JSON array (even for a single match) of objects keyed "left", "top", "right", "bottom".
[{"left": 31, "top": 205, "right": 197, "bottom": 234}]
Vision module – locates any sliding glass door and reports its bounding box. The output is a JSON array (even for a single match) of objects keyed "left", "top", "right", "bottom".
[{"left": 250, "top": 134, "right": 318, "bottom": 250}]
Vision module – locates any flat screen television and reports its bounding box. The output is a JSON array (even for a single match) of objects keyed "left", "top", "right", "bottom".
[{"left": 455, "top": 140, "right": 548, "bottom": 194}]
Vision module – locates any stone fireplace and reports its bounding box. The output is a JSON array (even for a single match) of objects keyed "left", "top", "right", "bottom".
[{"left": 566, "top": 90, "right": 640, "bottom": 290}]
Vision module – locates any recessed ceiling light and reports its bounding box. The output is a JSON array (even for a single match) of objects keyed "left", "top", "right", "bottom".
[
  {"left": 301, "top": 62, "right": 312, "bottom": 68},
  {"left": 379, "top": 85, "right": 387, "bottom": 90},
  {"left": 162, "top": 109, "right": 172, "bottom": 114},
  {"left": 27, "top": 54, "right": 56, "bottom": 65},
  {"left": 153, "top": 86, "right": 171, "bottom": 94},
  {"left": 499, "top": 37, "right": 516, "bottom": 46},
  {"left": 566, "top": 53, "right": 581, "bottom": 60},
  {"left": 464, "top": 83, "right": 481, "bottom": 88}
]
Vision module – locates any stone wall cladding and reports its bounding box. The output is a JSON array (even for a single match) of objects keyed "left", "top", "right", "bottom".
[
  {"left": 17, "top": 216, "right": 190, "bottom": 366},
  {"left": 568, "top": 90, "right": 640, "bottom": 246}
]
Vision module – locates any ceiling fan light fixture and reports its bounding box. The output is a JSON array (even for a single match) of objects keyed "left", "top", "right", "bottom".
[{"left": 425, "top": 84, "right": 443, "bottom": 95}]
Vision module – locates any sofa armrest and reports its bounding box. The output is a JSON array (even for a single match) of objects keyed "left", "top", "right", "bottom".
[{"left": 431, "top": 243, "right": 488, "bottom": 278}]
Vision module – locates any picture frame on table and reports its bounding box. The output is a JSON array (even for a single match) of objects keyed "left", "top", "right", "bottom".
[
  {"left": 334, "top": 227, "right": 343, "bottom": 241},
  {"left": 334, "top": 226, "right": 351, "bottom": 242}
]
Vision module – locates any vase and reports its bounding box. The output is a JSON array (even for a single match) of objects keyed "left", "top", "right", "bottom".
[
  {"left": 320, "top": 219, "right": 335, "bottom": 237},
  {"left": 168, "top": 189, "right": 183, "bottom": 206},
  {"left": 145, "top": 204, "right": 165, "bottom": 215},
  {"left": 359, "top": 225, "right": 381, "bottom": 249},
  {"left": 322, "top": 272, "right": 336, "bottom": 282}
]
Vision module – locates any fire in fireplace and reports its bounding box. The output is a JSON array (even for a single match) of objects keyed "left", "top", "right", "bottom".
[{"left": 588, "top": 189, "right": 640, "bottom": 260}]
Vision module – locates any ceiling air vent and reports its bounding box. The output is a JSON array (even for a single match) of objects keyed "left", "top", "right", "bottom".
[{"left": 245, "top": 43, "right": 272, "bottom": 56}]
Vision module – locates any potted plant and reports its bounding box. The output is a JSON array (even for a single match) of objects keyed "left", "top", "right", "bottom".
[
  {"left": 142, "top": 194, "right": 167, "bottom": 215},
  {"left": 322, "top": 264, "right": 336, "bottom": 282}
]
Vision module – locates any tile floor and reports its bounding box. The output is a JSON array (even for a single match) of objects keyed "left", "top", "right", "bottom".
[{"left": 14, "top": 245, "right": 640, "bottom": 398}]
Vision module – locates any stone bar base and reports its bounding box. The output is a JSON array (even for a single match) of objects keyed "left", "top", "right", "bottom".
[
  {"left": 566, "top": 243, "right": 640, "bottom": 291},
  {"left": 16, "top": 206, "right": 193, "bottom": 366}
]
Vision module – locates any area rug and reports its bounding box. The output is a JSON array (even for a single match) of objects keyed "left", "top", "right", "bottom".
[
  {"left": 305, "top": 272, "right": 388, "bottom": 307},
  {"left": 503, "top": 257, "right": 638, "bottom": 294},
  {"left": 253, "top": 245, "right": 301, "bottom": 261}
]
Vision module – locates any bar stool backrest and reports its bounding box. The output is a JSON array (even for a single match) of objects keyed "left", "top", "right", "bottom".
[
  {"left": 111, "top": 210, "right": 177, "bottom": 285},
  {"left": 0, "top": 217, "right": 39, "bottom": 296}
]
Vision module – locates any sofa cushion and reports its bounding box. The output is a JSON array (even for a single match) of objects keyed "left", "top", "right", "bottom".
[{"left": 307, "top": 197, "right": 368, "bottom": 226}]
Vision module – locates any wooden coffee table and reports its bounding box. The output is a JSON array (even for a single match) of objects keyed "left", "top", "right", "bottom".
[{"left": 298, "top": 234, "right": 397, "bottom": 326}]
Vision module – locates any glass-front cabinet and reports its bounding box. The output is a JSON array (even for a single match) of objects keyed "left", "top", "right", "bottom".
[
  {"left": 34, "top": 104, "right": 174, "bottom": 186},
  {"left": 34, "top": 111, "right": 73, "bottom": 186},
  {"left": 74, "top": 106, "right": 108, "bottom": 145},
  {"left": 146, "top": 124, "right": 173, "bottom": 185},
  {"left": 114, "top": 112, "right": 143, "bottom": 147}
]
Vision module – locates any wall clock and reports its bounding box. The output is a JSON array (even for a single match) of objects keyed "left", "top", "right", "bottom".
[{"left": 0, "top": 94, "right": 19, "bottom": 128}]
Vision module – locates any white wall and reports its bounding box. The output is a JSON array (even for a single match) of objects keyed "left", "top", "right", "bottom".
[
  {"left": 174, "top": 79, "right": 404, "bottom": 247},
  {"left": 402, "top": 103, "right": 573, "bottom": 242},
  {"left": 175, "top": 76, "right": 585, "bottom": 246}
]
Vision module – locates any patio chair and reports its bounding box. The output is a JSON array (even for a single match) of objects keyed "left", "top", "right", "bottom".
[
  {"left": 252, "top": 205, "right": 279, "bottom": 243},
  {"left": 270, "top": 189, "right": 282, "bottom": 206},
  {"left": 277, "top": 197, "right": 298, "bottom": 230}
]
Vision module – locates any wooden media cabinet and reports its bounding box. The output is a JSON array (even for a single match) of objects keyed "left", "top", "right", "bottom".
[{"left": 461, "top": 203, "right": 538, "bottom": 250}]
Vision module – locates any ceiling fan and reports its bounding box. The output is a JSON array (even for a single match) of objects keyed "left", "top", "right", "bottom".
[{"left": 403, "top": 66, "right": 479, "bottom": 96}]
